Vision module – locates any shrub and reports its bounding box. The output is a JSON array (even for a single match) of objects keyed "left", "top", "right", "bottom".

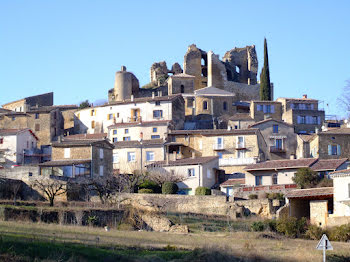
[
  {"left": 138, "top": 189, "right": 154, "bottom": 194},
  {"left": 276, "top": 217, "right": 307, "bottom": 238},
  {"left": 317, "top": 178, "right": 333, "bottom": 188},
  {"left": 195, "top": 187, "right": 211, "bottom": 195},
  {"left": 251, "top": 221, "right": 265, "bottom": 232},
  {"left": 292, "top": 167, "right": 320, "bottom": 189},
  {"left": 305, "top": 225, "right": 324, "bottom": 240},
  {"left": 138, "top": 180, "right": 161, "bottom": 193},
  {"left": 162, "top": 182, "right": 179, "bottom": 194},
  {"left": 265, "top": 219, "right": 277, "bottom": 232},
  {"left": 248, "top": 194, "right": 258, "bottom": 200},
  {"left": 267, "top": 193, "right": 284, "bottom": 201},
  {"left": 328, "top": 224, "right": 350, "bottom": 242}
]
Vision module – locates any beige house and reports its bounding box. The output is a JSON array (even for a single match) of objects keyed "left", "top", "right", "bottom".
[
  {"left": 276, "top": 95, "right": 325, "bottom": 134},
  {"left": 2, "top": 92, "right": 53, "bottom": 112},
  {"left": 249, "top": 101, "right": 282, "bottom": 122},
  {"left": 249, "top": 119, "right": 297, "bottom": 160},
  {"left": 107, "top": 120, "right": 170, "bottom": 143},
  {"left": 167, "top": 129, "right": 268, "bottom": 175},
  {"left": 0, "top": 129, "right": 38, "bottom": 167},
  {"left": 113, "top": 139, "right": 165, "bottom": 174},
  {"left": 39, "top": 139, "right": 114, "bottom": 179},
  {"left": 309, "top": 128, "right": 350, "bottom": 160},
  {"left": 228, "top": 113, "right": 255, "bottom": 130},
  {"left": 147, "top": 156, "right": 220, "bottom": 195}
]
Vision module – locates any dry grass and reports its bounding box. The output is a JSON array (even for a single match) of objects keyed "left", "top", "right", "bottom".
[{"left": 0, "top": 221, "right": 350, "bottom": 261}]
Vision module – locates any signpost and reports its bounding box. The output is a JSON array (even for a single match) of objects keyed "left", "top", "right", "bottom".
[{"left": 316, "top": 234, "right": 333, "bottom": 262}]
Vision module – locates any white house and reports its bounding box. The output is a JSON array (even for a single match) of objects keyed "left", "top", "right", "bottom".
[
  {"left": 330, "top": 169, "right": 350, "bottom": 217},
  {"left": 0, "top": 129, "right": 38, "bottom": 167},
  {"left": 74, "top": 95, "right": 184, "bottom": 134},
  {"left": 146, "top": 156, "right": 220, "bottom": 195}
]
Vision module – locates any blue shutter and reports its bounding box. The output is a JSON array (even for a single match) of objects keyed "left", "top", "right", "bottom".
[
  {"left": 328, "top": 145, "right": 332, "bottom": 155},
  {"left": 271, "top": 105, "right": 275, "bottom": 113},
  {"left": 337, "top": 145, "right": 341, "bottom": 155}
]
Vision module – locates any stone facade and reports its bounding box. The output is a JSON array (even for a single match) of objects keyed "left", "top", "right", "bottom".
[
  {"left": 249, "top": 101, "right": 282, "bottom": 122},
  {"left": 2, "top": 92, "right": 53, "bottom": 112},
  {"left": 310, "top": 200, "right": 328, "bottom": 227}
]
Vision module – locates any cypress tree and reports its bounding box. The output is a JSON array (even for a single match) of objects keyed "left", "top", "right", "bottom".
[{"left": 260, "top": 38, "right": 272, "bottom": 100}]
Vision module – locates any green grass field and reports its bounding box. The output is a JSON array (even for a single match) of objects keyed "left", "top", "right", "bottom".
[{"left": 0, "top": 221, "right": 350, "bottom": 261}]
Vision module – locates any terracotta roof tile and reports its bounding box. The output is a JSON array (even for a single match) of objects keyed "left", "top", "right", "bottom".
[
  {"left": 220, "top": 178, "right": 245, "bottom": 186},
  {"left": 250, "top": 119, "right": 294, "bottom": 128},
  {"left": 229, "top": 113, "right": 254, "bottom": 121},
  {"left": 108, "top": 120, "right": 170, "bottom": 129},
  {"left": 39, "top": 159, "right": 91, "bottom": 167},
  {"left": 320, "top": 128, "right": 350, "bottom": 135},
  {"left": 169, "top": 129, "right": 259, "bottom": 136},
  {"left": 245, "top": 158, "right": 318, "bottom": 171},
  {"left": 147, "top": 156, "right": 218, "bottom": 167},
  {"left": 330, "top": 169, "right": 350, "bottom": 177},
  {"left": 114, "top": 139, "right": 164, "bottom": 148},
  {"left": 311, "top": 158, "right": 348, "bottom": 171},
  {"left": 285, "top": 187, "right": 333, "bottom": 199},
  {"left": 64, "top": 133, "right": 107, "bottom": 140}
]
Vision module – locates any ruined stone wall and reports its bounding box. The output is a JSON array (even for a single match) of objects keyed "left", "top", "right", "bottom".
[{"left": 224, "top": 82, "right": 260, "bottom": 101}]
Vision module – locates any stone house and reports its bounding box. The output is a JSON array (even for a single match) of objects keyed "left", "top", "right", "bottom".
[
  {"left": 296, "top": 134, "right": 315, "bottom": 159},
  {"left": 167, "top": 129, "right": 268, "bottom": 175},
  {"left": 228, "top": 113, "right": 255, "bottom": 130},
  {"left": 249, "top": 119, "right": 297, "bottom": 160},
  {"left": 0, "top": 129, "right": 38, "bottom": 167},
  {"left": 167, "top": 73, "right": 195, "bottom": 95},
  {"left": 146, "top": 156, "right": 220, "bottom": 195},
  {"left": 107, "top": 120, "right": 170, "bottom": 143},
  {"left": 75, "top": 94, "right": 185, "bottom": 134},
  {"left": 113, "top": 139, "right": 165, "bottom": 174},
  {"left": 249, "top": 101, "right": 282, "bottom": 122},
  {"left": 2, "top": 92, "right": 54, "bottom": 112},
  {"left": 309, "top": 128, "right": 350, "bottom": 160},
  {"left": 0, "top": 105, "right": 78, "bottom": 146},
  {"left": 276, "top": 95, "right": 325, "bottom": 134},
  {"left": 39, "top": 139, "right": 114, "bottom": 179},
  {"left": 245, "top": 158, "right": 347, "bottom": 187}
]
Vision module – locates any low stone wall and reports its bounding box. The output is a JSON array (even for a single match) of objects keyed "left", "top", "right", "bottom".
[
  {"left": 327, "top": 216, "right": 350, "bottom": 227},
  {"left": 98, "top": 193, "right": 280, "bottom": 219}
]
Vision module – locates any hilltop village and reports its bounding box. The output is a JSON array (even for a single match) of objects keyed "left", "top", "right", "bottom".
[{"left": 1, "top": 43, "right": 350, "bottom": 229}]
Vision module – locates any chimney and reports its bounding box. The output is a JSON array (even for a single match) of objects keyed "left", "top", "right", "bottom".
[
  {"left": 192, "top": 151, "right": 196, "bottom": 159},
  {"left": 121, "top": 66, "right": 126, "bottom": 72},
  {"left": 303, "top": 94, "right": 307, "bottom": 99},
  {"left": 152, "top": 92, "right": 155, "bottom": 99},
  {"left": 131, "top": 95, "right": 134, "bottom": 102}
]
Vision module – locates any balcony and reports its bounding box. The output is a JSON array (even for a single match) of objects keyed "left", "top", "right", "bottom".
[
  {"left": 127, "top": 116, "right": 142, "bottom": 123},
  {"left": 213, "top": 143, "right": 224, "bottom": 150},
  {"left": 270, "top": 146, "right": 286, "bottom": 153},
  {"left": 219, "top": 157, "right": 257, "bottom": 166}
]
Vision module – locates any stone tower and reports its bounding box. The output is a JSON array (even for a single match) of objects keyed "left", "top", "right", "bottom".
[{"left": 108, "top": 66, "right": 139, "bottom": 102}]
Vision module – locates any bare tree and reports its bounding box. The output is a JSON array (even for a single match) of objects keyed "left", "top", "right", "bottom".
[
  {"left": 146, "top": 166, "right": 187, "bottom": 185},
  {"left": 32, "top": 178, "right": 67, "bottom": 206},
  {"left": 338, "top": 80, "right": 350, "bottom": 118},
  {"left": 0, "top": 175, "right": 22, "bottom": 204}
]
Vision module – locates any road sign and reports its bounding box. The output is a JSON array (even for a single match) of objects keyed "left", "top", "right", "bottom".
[
  {"left": 316, "top": 234, "right": 333, "bottom": 250},
  {"left": 316, "top": 234, "right": 333, "bottom": 262}
]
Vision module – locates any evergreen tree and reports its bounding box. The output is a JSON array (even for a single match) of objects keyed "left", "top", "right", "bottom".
[{"left": 260, "top": 38, "right": 272, "bottom": 100}]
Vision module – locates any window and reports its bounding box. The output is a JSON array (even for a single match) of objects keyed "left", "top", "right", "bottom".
[
  {"left": 99, "top": 148, "right": 103, "bottom": 159},
  {"left": 12, "top": 116, "right": 16, "bottom": 121},
  {"left": 217, "top": 152, "right": 223, "bottom": 159},
  {"left": 64, "top": 148, "right": 70, "bottom": 158},
  {"left": 151, "top": 135, "right": 160, "bottom": 139},
  {"left": 153, "top": 110, "right": 163, "bottom": 119},
  {"left": 275, "top": 139, "right": 283, "bottom": 149},
  {"left": 123, "top": 137, "right": 131, "bottom": 141},
  {"left": 35, "top": 113, "right": 39, "bottom": 119},
  {"left": 107, "top": 113, "right": 113, "bottom": 120},
  {"left": 0, "top": 138, "right": 3, "bottom": 144},
  {"left": 91, "top": 121, "right": 95, "bottom": 128},
  {"left": 180, "top": 85, "right": 185, "bottom": 93},
  {"left": 113, "top": 153, "right": 119, "bottom": 163},
  {"left": 127, "top": 152, "right": 136, "bottom": 162},
  {"left": 312, "top": 116, "right": 318, "bottom": 124},
  {"left": 35, "top": 124, "right": 40, "bottom": 131},
  {"left": 113, "top": 137, "right": 118, "bottom": 142},
  {"left": 264, "top": 105, "right": 271, "bottom": 113},
  {"left": 207, "top": 169, "right": 211, "bottom": 178},
  {"left": 146, "top": 151, "right": 154, "bottom": 161},
  {"left": 32, "top": 141, "right": 34, "bottom": 148},
  {"left": 125, "top": 129, "right": 129, "bottom": 134},
  {"left": 237, "top": 136, "right": 244, "bottom": 148},
  {"left": 113, "top": 130, "right": 117, "bottom": 135},
  {"left": 257, "top": 105, "right": 263, "bottom": 111},
  {"left": 273, "top": 125, "right": 278, "bottom": 133},
  {"left": 28, "top": 172, "right": 33, "bottom": 177},
  {"left": 297, "top": 116, "right": 306, "bottom": 124},
  {"left": 223, "top": 101, "right": 227, "bottom": 111},
  {"left": 328, "top": 145, "right": 341, "bottom": 156},
  {"left": 203, "top": 101, "right": 208, "bottom": 110},
  {"left": 188, "top": 168, "right": 195, "bottom": 177},
  {"left": 90, "top": 109, "right": 95, "bottom": 116},
  {"left": 99, "top": 165, "right": 104, "bottom": 176},
  {"left": 216, "top": 137, "right": 223, "bottom": 149},
  {"left": 237, "top": 150, "right": 245, "bottom": 159},
  {"left": 153, "top": 127, "right": 157, "bottom": 133},
  {"left": 272, "top": 174, "right": 278, "bottom": 185},
  {"left": 117, "top": 113, "right": 120, "bottom": 118},
  {"left": 155, "top": 101, "right": 161, "bottom": 106},
  {"left": 199, "top": 140, "right": 203, "bottom": 150},
  {"left": 255, "top": 176, "right": 262, "bottom": 186}
]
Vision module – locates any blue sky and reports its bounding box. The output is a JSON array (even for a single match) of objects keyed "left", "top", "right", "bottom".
[{"left": 1, "top": 1, "right": 349, "bottom": 117}]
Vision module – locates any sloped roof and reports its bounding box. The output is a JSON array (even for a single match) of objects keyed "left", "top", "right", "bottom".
[
  {"left": 285, "top": 187, "right": 333, "bottom": 199},
  {"left": 147, "top": 156, "right": 218, "bottom": 167},
  {"left": 64, "top": 133, "right": 107, "bottom": 140},
  {"left": 245, "top": 158, "right": 318, "bottom": 171},
  {"left": 320, "top": 128, "right": 350, "bottom": 135},
  {"left": 169, "top": 128, "right": 259, "bottom": 136},
  {"left": 249, "top": 119, "right": 294, "bottom": 128},
  {"left": 108, "top": 120, "right": 170, "bottom": 129},
  {"left": 194, "top": 86, "right": 235, "bottom": 97},
  {"left": 311, "top": 158, "right": 348, "bottom": 171},
  {"left": 107, "top": 94, "right": 183, "bottom": 106},
  {"left": 330, "top": 169, "right": 350, "bottom": 178},
  {"left": 114, "top": 139, "right": 164, "bottom": 148},
  {"left": 39, "top": 159, "right": 91, "bottom": 167},
  {"left": 220, "top": 178, "right": 245, "bottom": 187},
  {"left": 52, "top": 139, "right": 114, "bottom": 149},
  {"left": 0, "top": 128, "right": 38, "bottom": 140},
  {"left": 298, "top": 134, "right": 316, "bottom": 142}
]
